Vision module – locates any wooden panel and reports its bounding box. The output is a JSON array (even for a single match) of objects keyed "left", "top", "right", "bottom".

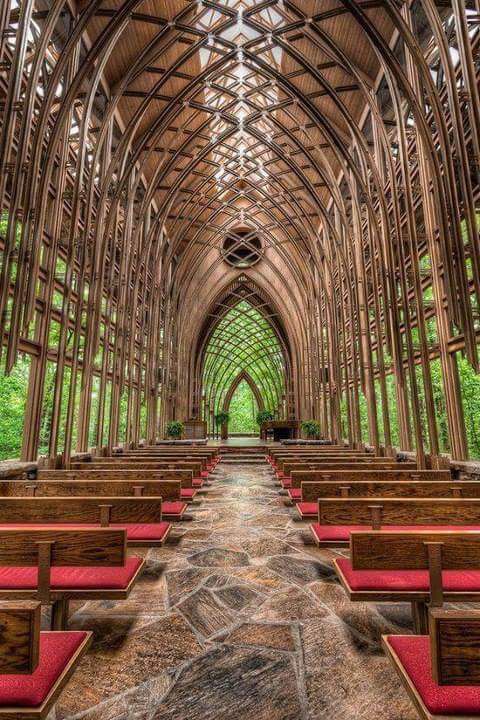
[
  {"left": 319, "top": 498, "right": 480, "bottom": 526},
  {"left": 0, "top": 602, "right": 40, "bottom": 674},
  {"left": 300, "top": 480, "right": 470, "bottom": 501},
  {"left": 0, "top": 528, "right": 126, "bottom": 566},
  {"left": 295, "top": 470, "right": 450, "bottom": 490},
  {"left": 71, "top": 461, "right": 202, "bottom": 474},
  {"left": 36, "top": 469, "right": 193, "bottom": 486},
  {"left": 3, "top": 479, "right": 181, "bottom": 500},
  {"left": 183, "top": 421, "right": 207, "bottom": 439},
  {"left": 284, "top": 461, "right": 416, "bottom": 474},
  {"left": 0, "top": 497, "right": 162, "bottom": 524},
  {"left": 430, "top": 610, "right": 480, "bottom": 685},
  {"left": 350, "top": 531, "right": 480, "bottom": 570}
]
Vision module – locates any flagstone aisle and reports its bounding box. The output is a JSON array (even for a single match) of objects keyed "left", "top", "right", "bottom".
[{"left": 54, "top": 459, "right": 417, "bottom": 720}]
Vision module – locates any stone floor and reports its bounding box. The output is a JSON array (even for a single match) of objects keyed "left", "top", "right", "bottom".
[{"left": 53, "top": 459, "right": 418, "bottom": 720}]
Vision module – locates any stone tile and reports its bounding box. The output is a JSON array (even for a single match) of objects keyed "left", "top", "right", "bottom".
[
  {"left": 176, "top": 587, "right": 239, "bottom": 637},
  {"left": 267, "top": 554, "right": 337, "bottom": 585},
  {"left": 56, "top": 613, "right": 202, "bottom": 718},
  {"left": 148, "top": 645, "right": 305, "bottom": 720},
  {"left": 225, "top": 622, "right": 299, "bottom": 652},
  {"left": 187, "top": 547, "right": 250, "bottom": 567}
]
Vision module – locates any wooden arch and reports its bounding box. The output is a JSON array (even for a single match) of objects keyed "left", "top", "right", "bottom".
[{"left": 218, "top": 370, "right": 265, "bottom": 439}]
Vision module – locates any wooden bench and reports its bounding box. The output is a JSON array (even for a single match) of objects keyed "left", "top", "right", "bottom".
[
  {"left": 0, "top": 497, "right": 171, "bottom": 547},
  {"left": 384, "top": 608, "right": 480, "bottom": 719},
  {"left": 291, "top": 473, "right": 454, "bottom": 518},
  {"left": 0, "top": 478, "right": 190, "bottom": 521},
  {"left": 278, "top": 462, "right": 417, "bottom": 488},
  {"left": 311, "top": 498, "right": 480, "bottom": 546},
  {"left": 273, "top": 454, "right": 376, "bottom": 474},
  {"left": 0, "top": 601, "right": 91, "bottom": 718},
  {"left": 0, "top": 528, "right": 144, "bottom": 629},
  {"left": 35, "top": 468, "right": 197, "bottom": 497},
  {"left": 333, "top": 530, "right": 480, "bottom": 633},
  {"left": 70, "top": 461, "right": 207, "bottom": 487}
]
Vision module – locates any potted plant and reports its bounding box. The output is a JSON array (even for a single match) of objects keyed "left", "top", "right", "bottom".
[
  {"left": 166, "top": 421, "right": 184, "bottom": 439},
  {"left": 301, "top": 420, "right": 320, "bottom": 439},
  {"left": 256, "top": 409, "right": 274, "bottom": 426},
  {"left": 215, "top": 411, "right": 230, "bottom": 440}
]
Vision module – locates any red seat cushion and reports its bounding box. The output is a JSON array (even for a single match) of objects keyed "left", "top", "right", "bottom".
[
  {"left": 180, "top": 488, "right": 197, "bottom": 499},
  {"left": 162, "top": 501, "right": 187, "bottom": 517},
  {"left": 337, "top": 557, "right": 480, "bottom": 592},
  {"left": 297, "top": 502, "right": 317, "bottom": 518},
  {"left": 288, "top": 489, "right": 301, "bottom": 501},
  {"left": 0, "top": 556, "right": 143, "bottom": 590},
  {"left": 192, "top": 478, "right": 203, "bottom": 488},
  {"left": 0, "top": 631, "right": 88, "bottom": 708},
  {"left": 0, "top": 522, "right": 171, "bottom": 543},
  {"left": 277, "top": 471, "right": 285, "bottom": 478},
  {"left": 311, "top": 523, "right": 480, "bottom": 544},
  {"left": 387, "top": 635, "right": 480, "bottom": 715},
  {"left": 201, "top": 470, "right": 209, "bottom": 478},
  {"left": 281, "top": 477, "right": 292, "bottom": 489}
]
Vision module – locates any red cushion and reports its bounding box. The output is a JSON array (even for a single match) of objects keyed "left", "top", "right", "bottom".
[
  {"left": 0, "top": 522, "right": 171, "bottom": 543},
  {"left": 201, "top": 471, "right": 209, "bottom": 478},
  {"left": 180, "top": 488, "right": 197, "bottom": 499},
  {"left": 387, "top": 635, "right": 480, "bottom": 715},
  {"left": 162, "top": 501, "right": 187, "bottom": 517},
  {"left": 281, "top": 478, "right": 292, "bottom": 489},
  {"left": 311, "top": 523, "right": 480, "bottom": 544},
  {"left": 0, "top": 556, "right": 143, "bottom": 590},
  {"left": 0, "top": 631, "right": 88, "bottom": 707},
  {"left": 337, "top": 557, "right": 480, "bottom": 592},
  {"left": 288, "top": 489, "right": 302, "bottom": 501},
  {"left": 192, "top": 478, "right": 203, "bottom": 488},
  {"left": 277, "top": 471, "right": 285, "bottom": 478},
  {"left": 297, "top": 502, "right": 317, "bottom": 518}
]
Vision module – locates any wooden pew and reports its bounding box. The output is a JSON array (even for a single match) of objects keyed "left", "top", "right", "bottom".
[
  {"left": 69, "top": 461, "right": 207, "bottom": 487},
  {"left": 0, "top": 528, "right": 144, "bottom": 629},
  {"left": 0, "top": 497, "right": 171, "bottom": 547},
  {"left": 0, "top": 477, "right": 190, "bottom": 521},
  {"left": 274, "top": 454, "right": 374, "bottom": 474},
  {"left": 333, "top": 530, "right": 480, "bottom": 634},
  {"left": 0, "top": 601, "right": 92, "bottom": 718},
  {"left": 35, "top": 468, "right": 197, "bottom": 496},
  {"left": 383, "top": 609, "right": 480, "bottom": 719},
  {"left": 278, "top": 461, "right": 417, "bottom": 489},
  {"left": 290, "top": 471, "right": 452, "bottom": 517},
  {"left": 311, "top": 498, "right": 480, "bottom": 546},
  {"left": 99, "top": 454, "right": 211, "bottom": 470}
]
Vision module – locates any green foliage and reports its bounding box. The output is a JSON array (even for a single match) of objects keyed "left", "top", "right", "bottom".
[
  {"left": 229, "top": 381, "right": 258, "bottom": 434},
  {"left": 256, "top": 409, "right": 274, "bottom": 426},
  {"left": 0, "top": 354, "right": 30, "bottom": 460},
  {"left": 166, "top": 420, "right": 184, "bottom": 438},
  {"left": 457, "top": 353, "right": 480, "bottom": 459},
  {"left": 301, "top": 420, "right": 320, "bottom": 438},
  {"left": 215, "top": 411, "right": 229, "bottom": 425}
]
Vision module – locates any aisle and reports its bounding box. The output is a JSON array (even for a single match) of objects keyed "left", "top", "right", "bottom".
[{"left": 55, "top": 459, "right": 416, "bottom": 720}]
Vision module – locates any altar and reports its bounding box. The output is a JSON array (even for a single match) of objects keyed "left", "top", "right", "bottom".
[{"left": 260, "top": 420, "right": 300, "bottom": 442}]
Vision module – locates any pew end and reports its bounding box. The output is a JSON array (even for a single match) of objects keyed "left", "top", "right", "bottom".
[
  {"left": 383, "top": 609, "right": 480, "bottom": 719},
  {"left": 0, "top": 601, "right": 91, "bottom": 718}
]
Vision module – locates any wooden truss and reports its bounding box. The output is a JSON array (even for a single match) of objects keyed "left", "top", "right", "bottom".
[{"left": 0, "top": 0, "right": 478, "bottom": 466}]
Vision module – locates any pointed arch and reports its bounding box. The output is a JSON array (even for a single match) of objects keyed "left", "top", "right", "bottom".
[{"left": 223, "top": 371, "right": 264, "bottom": 416}]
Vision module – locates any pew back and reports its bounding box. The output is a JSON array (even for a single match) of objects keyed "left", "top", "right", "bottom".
[
  {"left": 318, "top": 498, "right": 480, "bottom": 526},
  {"left": 0, "top": 497, "right": 162, "bottom": 524},
  {"left": 2, "top": 479, "right": 181, "bottom": 500},
  {"left": 301, "top": 479, "right": 469, "bottom": 501},
  {"left": 430, "top": 609, "right": 480, "bottom": 685},
  {"left": 295, "top": 469, "right": 450, "bottom": 490},
  {"left": 350, "top": 531, "right": 480, "bottom": 570}
]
